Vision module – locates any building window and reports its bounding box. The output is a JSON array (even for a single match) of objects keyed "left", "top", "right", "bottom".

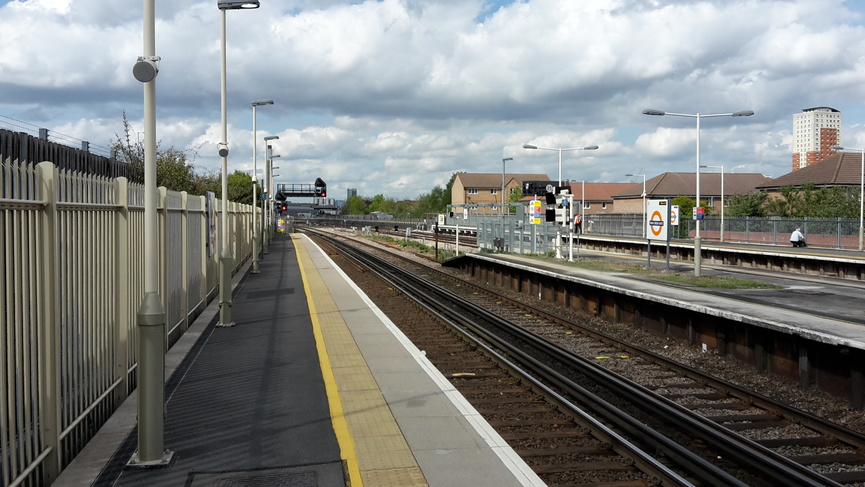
[
  {"left": 467, "top": 188, "right": 478, "bottom": 195},
  {"left": 490, "top": 189, "right": 498, "bottom": 195},
  {"left": 601, "top": 202, "right": 607, "bottom": 210}
]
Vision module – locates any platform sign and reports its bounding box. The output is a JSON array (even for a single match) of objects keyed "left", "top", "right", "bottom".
[
  {"left": 438, "top": 214, "right": 445, "bottom": 225},
  {"left": 670, "top": 205, "right": 679, "bottom": 226},
  {"left": 647, "top": 199, "right": 670, "bottom": 241},
  {"left": 529, "top": 200, "right": 542, "bottom": 224},
  {"left": 463, "top": 208, "right": 468, "bottom": 219},
  {"left": 693, "top": 206, "right": 705, "bottom": 220}
]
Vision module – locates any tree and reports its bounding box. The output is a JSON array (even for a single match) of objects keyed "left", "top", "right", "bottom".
[
  {"left": 228, "top": 171, "right": 254, "bottom": 205},
  {"left": 726, "top": 192, "right": 767, "bottom": 217},
  {"left": 113, "top": 112, "right": 255, "bottom": 203},
  {"left": 344, "top": 195, "right": 366, "bottom": 215}
]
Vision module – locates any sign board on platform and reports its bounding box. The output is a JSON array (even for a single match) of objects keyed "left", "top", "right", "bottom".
[
  {"left": 646, "top": 199, "right": 670, "bottom": 241},
  {"left": 529, "top": 200, "right": 542, "bottom": 224}
]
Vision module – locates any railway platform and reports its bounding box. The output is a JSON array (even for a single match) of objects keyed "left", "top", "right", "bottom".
[{"left": 53, "top": 233, "right": 543, "bottom": 487}]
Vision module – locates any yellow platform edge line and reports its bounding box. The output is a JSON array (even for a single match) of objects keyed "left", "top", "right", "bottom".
[{"left": 292, "top": 234, "right": 363, "bottom": 487}]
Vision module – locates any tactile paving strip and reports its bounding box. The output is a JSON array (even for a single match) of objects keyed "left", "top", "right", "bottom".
[{"left": 293, "top": 236, "right": 428, "bottom": 487}]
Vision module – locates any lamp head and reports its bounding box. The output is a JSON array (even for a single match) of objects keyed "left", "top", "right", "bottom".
[
  {"left": 252, "top": 100, "right": 274, "bottom": 106},
  {"left": 831, "top": 145, "right": 844, "bottom": 150},
  {"left": 732, "top": 110, "right": 754, "bottom": 117},
  {"left": 264, "top": 135, "right": 279, "bottom": 141},
  {"left": 584, "top": 145, "right": 599, "bottom": 150},
  {"left": 642, "top": 109, "right": 665, "bottom": 116},
  {"left": 217, "top": 143, "right": 229, "bottom": 157},
  {"left": 503, "top": 157, "right": 513, "bottom": 162},
  {"left": 522, "top": 144, "right": 538, "bottom": 150},
  {"left": 218, "top": 0, "right": 260, "bottom": 9}
]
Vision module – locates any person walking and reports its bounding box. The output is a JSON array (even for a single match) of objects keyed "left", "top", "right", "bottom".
[
  {"left": 790, "top": 228, "right": 806, "bottom": 247},
  {"left": 574, "top": 213, "right": 583, "bottom": 234}
]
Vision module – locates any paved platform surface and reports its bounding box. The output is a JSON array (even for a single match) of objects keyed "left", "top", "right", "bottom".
[
  {"left": 55, "top": 233, "right": 542, "bottom": 487},
  {"left": 466, "top": 249, "right": 865, "bottom": 350}
]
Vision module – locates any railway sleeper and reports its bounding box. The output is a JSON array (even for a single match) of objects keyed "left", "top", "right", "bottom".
[
  {"left": 720, "top": 419, "right": 789, "bottom": 431},
  {"left": 514, "top": 446, "right": 610, "bottom": 457},
  {"left": 826, "top": 470, "right": 865, "bottom": 484},
  {"left": 532, "top": 460, "right": 639, "bottom": 474},
  {"left": 756, "top": 436, "right": 839, "bottom": 448},
  {"left": 789, "top": 452, "right": 865, "bottom": 465}
]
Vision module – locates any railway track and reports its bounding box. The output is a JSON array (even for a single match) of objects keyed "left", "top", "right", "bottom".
[{"left": 306, "top": 228, "right": 865, "bottom": 486}]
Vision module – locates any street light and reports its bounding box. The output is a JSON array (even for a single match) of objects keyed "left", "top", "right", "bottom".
[
  {"left": 268, "top": 151, "right": 281, "bottom": 235},
  {"left": 502, "top": 157, "right": 513, "bottom": 215},
  {"left": 129, "top": 0, "right": 173, "bottom": 468},
  {"left": 251, "top": 101, "right": 274, "bottom": 274},
  {"left": 700, "top": 165, "right": 725, "bottom": 242},
  {"left": 261, "top": 135, "right": 278, "bottom": 253},
  {"left": 522, "top": 142, "right": 598, "bottom": 259},
  {"left": 831, "top": 145, "right": 864, "bottom": 251},
  {"left": 522, "top": 143, "right": 599, "bottom": 187},
  {"left": 217, "top": 0, "right": 259, "bottom": 327},
  {"left": 626, "top": 173, "right": 646, "bottom": 238},
  {"left": 643, "top": 108, "right": 753, "bottom": 276}
]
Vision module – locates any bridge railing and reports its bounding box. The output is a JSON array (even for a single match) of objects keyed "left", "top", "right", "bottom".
[{"left": 1, "top": 160, "right": 253, "bottom": 486}]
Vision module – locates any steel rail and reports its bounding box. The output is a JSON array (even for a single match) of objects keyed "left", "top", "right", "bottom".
[
  {"left": 316, "top": 232, "right": 844, "bottom": 487},
  {"left": 319, "top": 234, "right": 737, "bottom": 486}
]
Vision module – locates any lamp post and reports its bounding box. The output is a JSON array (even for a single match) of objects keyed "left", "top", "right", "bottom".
[
  {"left": 643, "top": 108, "right": 753, "bottom": 276},
  {"left": 268, "top": 151, "right": 281, "bottom": 236},
  {"left": 502, "top": 157, "right": 513, "bottom": 215},
  {"left": 626, "top": 173, "right": 646, "bottom": 238},
  {"left": 523, "top": 143, "right": 598, "bottom": 259},
  {"left": 262, "top": 136, "right": 278, "bottom": 251},
  {"left": 831, "top": 145, "right": 864, "bottom": 251},
  {"left": 522, "top": 143, "right": 599, "bottom": 187},
  {"left": 129, "top": 0, "right": 173, "bottom": 468},
  {"left": 700, "top": 165, "right": 725, "bottom": 242},
  {"left": 217, "top": 0, "right": 260, "bottom": 327},
  {"left": 251, "top": 101, "right": 274, "bottom": 274}
]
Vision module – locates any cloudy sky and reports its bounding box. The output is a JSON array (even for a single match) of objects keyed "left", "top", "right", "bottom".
[{"left": 2, "top": 0, "right": 865, "bottom": 201}]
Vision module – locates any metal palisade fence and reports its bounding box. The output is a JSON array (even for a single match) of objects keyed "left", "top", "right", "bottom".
[{"left": 1, "top": 159, "right": 253, "bottom": 486}]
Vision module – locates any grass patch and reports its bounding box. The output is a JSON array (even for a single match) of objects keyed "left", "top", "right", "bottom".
[
  {"left": 531, "top": 254, "right": 780, "bottom": 289},
  {"left": 365, "top": 234, "right": 454, "bottom": 261},
  {"left": 649, "top": 273, "right": 781, "bottom": 289}
]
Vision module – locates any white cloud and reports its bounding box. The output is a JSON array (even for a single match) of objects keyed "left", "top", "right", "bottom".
[{"left": 3, "top": 0, "right": 865, "bottom": 199}]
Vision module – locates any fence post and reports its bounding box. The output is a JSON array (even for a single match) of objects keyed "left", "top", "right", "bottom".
[
  {"left": 114, "top": 177, "right": 130, "bottom": 405},
  {"left": 158, "top": 187, "right": 168, "bottom": 344},
  {"left": 200, "top": 195, "right": 209, "bottom": 304},
  {"left": 180, "top": 191, "right": 189, "bottom": 333},
  {"left": 36, "top": 161, "right": 61, "bottom": 483}
]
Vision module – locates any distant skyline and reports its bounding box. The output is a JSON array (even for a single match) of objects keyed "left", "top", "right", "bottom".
[{"left": 2, "top": 0, "right": 865, "bottom": 199}]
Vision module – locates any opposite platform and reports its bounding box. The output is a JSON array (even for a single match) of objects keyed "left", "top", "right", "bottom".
[{"left": 53, "top": 233, "right": 541, "bottom": 487}]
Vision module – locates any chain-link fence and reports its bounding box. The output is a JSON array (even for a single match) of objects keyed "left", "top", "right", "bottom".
[{"left": 474, "top": 213, "right": 862, "bottom": 250}]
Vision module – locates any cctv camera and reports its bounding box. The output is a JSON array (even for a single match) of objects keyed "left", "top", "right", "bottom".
[
  {"left": 132, "top": 56, "right": 160, "bottom": 83},
  {"left": 218, "top": 143, "right": 229, "bottom": 157}
]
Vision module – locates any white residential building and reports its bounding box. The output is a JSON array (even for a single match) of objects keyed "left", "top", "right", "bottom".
[{"left": 792, "top": 106, "right": 841, "bottom": 171}]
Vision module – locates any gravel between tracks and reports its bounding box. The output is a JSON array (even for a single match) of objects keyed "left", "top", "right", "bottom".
[{"left": 340, "top": 233, "right": 865, "bottom": 437}]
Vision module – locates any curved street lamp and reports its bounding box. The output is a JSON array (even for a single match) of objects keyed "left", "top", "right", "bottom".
[
  {"left": 522, "top": 142, "right": 598, "bottom": 259},
  {"left": 251, "top": 100, "right": 274, "bottom": 274},
  {"left": 831, "top": 145, "right": 864, "bottom": 251},
  {"left": 626, "top": 173, "right": 646, "bottom": 237},
  {"left": 217, "top": 0, "right": 259, "bottom": 327},
  {"left": 522, "top": 143, "right": 598, "bottom": 187},
  {"left": 642, "top": 108, "right": 753, "bottom": 276},
  {"left": 502, "top": 157, "right": 513, "bottom": 215}
]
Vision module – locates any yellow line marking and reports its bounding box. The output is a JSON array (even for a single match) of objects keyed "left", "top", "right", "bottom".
[{"left": 293, "top": 235, "right": 363, "bottom": 487}]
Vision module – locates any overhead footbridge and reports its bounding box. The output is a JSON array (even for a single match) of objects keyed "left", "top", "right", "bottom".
[{"left": 276, "top": 177, "right": 326, "bottom": 200}]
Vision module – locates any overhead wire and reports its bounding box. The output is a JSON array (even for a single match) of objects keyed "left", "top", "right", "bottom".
[{"left": 0, "top": 114, "right": 115, "bottom": 158}]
